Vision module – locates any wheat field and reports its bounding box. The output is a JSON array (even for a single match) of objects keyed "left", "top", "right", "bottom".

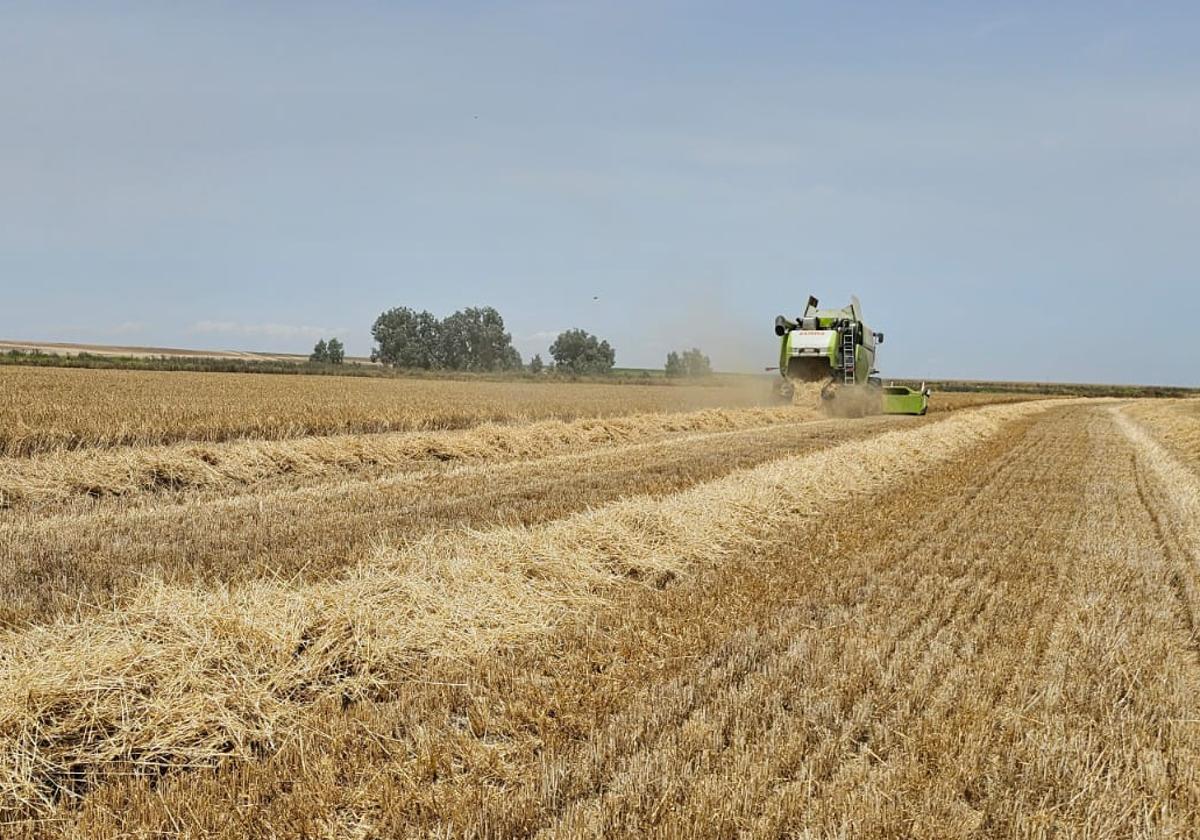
[
  {"left": 1, "top": 366, "right": 1196, "bottom": 837},
  {"left": 0, "top": 367, "right": 781, "bottom": 457}
]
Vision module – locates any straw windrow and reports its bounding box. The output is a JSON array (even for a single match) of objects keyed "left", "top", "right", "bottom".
[
  {"left": 0, "top": 400, "right": 1055, "bottom": 816},
  {"left": 0, "top": 406, "right": 817, "bottom": 509}
]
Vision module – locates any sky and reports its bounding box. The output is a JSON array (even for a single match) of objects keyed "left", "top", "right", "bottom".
[{"left": 1, "top": 2, "right": 1197, "bottom": 384}]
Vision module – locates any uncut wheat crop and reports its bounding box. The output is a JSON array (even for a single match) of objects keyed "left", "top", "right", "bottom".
[{"left": 0, "top": 366, "right": 772, "bottom": 457}]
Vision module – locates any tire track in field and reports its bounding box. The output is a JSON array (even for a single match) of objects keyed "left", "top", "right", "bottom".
[
  {"left": 1132, "top": 452, "right": 1200, "bottom": 654},
  {"left": 1117, "top": 405, "right": 1200, "bottom": 658}
]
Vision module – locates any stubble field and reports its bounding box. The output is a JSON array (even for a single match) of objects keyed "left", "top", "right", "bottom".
[{"left": 1, "top": 366, "right": 1197, "bottom": 838}]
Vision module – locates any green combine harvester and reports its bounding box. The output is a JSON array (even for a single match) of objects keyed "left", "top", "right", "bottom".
[{"left": 773, "top": 295, "right": 930, "bottom": 415}]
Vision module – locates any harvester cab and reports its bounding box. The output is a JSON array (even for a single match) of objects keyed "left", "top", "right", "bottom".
[{"left": 773, "top": 295, "right": 928, "bottom": 414}]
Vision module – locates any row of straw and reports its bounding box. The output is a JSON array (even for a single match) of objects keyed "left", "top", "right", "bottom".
[
  {"left": 0, "top": 400, "right": 1058, "bottom": 816},
  {"left": 0, "top": 406, "right": 817, "bottom": 509}
]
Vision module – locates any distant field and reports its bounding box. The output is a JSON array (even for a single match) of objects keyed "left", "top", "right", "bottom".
[
  {"left": 0, "top": 339, "right": 372, "bottom": 364},
  {"left": 0, "top": 365, "right": 779, "bottom": 457},
  {"left": 0, "top": 365, "right": 1043, "bottom": 458},
  {"left": 5, "top": 339, "right": 1195, "bottom": 398},
  {"left": 898, "top": 377, "right": 1200, "bottom": 399}
]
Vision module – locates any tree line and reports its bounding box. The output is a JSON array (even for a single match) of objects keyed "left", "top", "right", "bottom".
[
  {"left": 309, "top": 338, "right": 345, "bottom": 364},
  {"left": 367, "top": 306, "right": 618, "bottom": 375},
  {"left": 665, "top": 348, "right": 712, "bottom": 378},
  {"left": 369, "top": 306, "right": 523, "bottom": 371},
  {"left": 315, "top": 304, "right": 715, "bottom": 378}
]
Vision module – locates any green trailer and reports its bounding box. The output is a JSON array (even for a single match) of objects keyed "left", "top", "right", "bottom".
[{"left": 882, "top": 384, "right": 931, "bottom": 415}]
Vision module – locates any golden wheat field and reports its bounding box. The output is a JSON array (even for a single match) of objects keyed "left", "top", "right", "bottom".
[
  {"left": 2, "top": 366, "right": 1198, "bottom": 838},
  {"left": 0, "top": 367, "right": 785, "bottom": 457}
]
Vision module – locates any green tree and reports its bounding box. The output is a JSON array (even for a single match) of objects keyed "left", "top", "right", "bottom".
[
  {"left": 326, "top": 338, "right": 345, "bottom": 364},
  {"left": 440, "top": 306, "right": 522, "bottom": 371},
  {"left": 309, "top": 339, "right": 329, "bottom": 363},
  {"left": 665, "top": 348, "right": 712, "bottom": 378},
  {"left": 436, "top": 309, "right": 468, "bottom": 370},
  {"left": 683, "top": 348, "right": 712, "bottom": 377},
  {"left": 529, "top": 353, "right": 544, "bottom": 374},
  {"left": 371, "top": 307, "right": 441, "bottom": 368},
  {"left": 549, "top": 329, "right": 615, "bottom": 374},
  {"left": 371, "top": 305, "right": 522, "bottom": 371},
  {"left": 664, "top": 351, "right": 685, "bottom": 378}
]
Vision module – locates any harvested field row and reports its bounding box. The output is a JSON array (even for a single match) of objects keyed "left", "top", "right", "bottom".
[
  {"left": 0, "top": 400, "right": 1054, "bottom": 820},
  {"left": 0, "top": 414, "right": 911, "bottom": 629},
  {"left": 0, "top": 367, "right": 776, "bottom": 457},
  {"left": 0, "top": 405, "right": 817, "bottom": 509},
  {"left": 516, "top": 404, "right": 1200, "bottom": 837},
  {"left": 49, "top": 400, "right": 1200, "bottom": 839}
]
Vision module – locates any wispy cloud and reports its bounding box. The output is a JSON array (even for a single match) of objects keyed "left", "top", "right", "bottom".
[
  {"left": 190, "top": 321, "right": 346, "bottom": 339},
  {"left": 109, "top": 320, "right": 145, "bottom": 335}
]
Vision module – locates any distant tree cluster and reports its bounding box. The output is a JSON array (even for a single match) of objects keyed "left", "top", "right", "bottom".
[
  {"left": 549, "top": 329, "right": 615, "bottom": 375},
  {"left": 368, "top": 306, "right": 621, "bottom": 376},
  {"left": 370, "top": 306, "right": 522, "bottom": 371},
  {"left": 665, "top": 348, "right": 712, "bottom": 378},
  {"left": 310, "top": 337, "right": 345, "bottom": 364}
]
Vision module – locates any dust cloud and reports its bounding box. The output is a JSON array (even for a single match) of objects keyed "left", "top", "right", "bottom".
[{"left": 790, "top": 376, "right": 883, "bottom": 419}]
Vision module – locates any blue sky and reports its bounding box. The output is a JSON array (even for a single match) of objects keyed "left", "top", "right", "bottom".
[{"left": 2, "top": 2, "right": 1197, "bottom": 383}]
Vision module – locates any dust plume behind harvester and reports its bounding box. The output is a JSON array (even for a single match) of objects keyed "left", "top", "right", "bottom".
[{"left": 773, "top": 295, "right": 929, "bottom": 415}]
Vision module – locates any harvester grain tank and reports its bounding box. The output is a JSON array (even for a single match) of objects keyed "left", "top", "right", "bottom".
[{"left": 773, "top": 295, "right": 929, "bottom": 414}]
